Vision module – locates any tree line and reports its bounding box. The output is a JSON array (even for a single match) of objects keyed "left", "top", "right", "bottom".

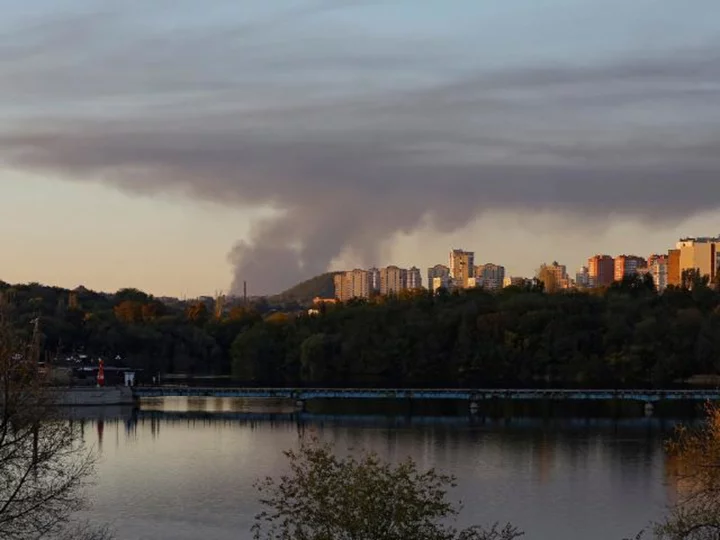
[
  {"left": 2, "top": 272, "right": 720, "bottom": 387},
  {"left": 0, "top": 281, "right": 260, "bottom": 376},
  {"left": 232, "top": 274, "right": 720, "bottom": 388}
]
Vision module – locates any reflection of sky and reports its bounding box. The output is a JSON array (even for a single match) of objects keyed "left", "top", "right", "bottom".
[{"left": 80, "top": 398, "right": 684, "bottom": 540}]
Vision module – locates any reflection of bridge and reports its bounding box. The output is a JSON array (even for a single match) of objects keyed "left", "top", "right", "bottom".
[
  {"left": 132, "top": 387, "right": 720, "bottom": 404},
  {"left": 131, "top": 409, "right": 687, "bottom": 430}
]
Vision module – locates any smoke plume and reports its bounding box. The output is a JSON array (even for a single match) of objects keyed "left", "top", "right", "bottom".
[{"left": 1, "top": 2, "right": 720, "bottom": 293}]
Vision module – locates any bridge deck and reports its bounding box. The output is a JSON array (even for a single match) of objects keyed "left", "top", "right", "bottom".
[{"left": 132, "top": 387, "right": 720, "bottom": 402}]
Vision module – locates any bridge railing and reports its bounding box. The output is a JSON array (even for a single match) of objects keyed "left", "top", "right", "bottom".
[{"left": 131, "top": 387, "right": 720, "bottom": 402}]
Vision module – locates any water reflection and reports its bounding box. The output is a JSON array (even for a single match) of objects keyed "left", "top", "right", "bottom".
[{"left": 74, "top": 398, "right": 698, "bottom": 540}]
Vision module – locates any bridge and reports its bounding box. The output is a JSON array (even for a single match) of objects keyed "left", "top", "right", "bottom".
[{"left": 132, "top": 387, "right": 720, "bottom": 404}]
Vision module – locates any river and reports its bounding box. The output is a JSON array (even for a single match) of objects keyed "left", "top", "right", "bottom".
[{"left": 79, "top": 397, "right": 697, "bottom": 540}]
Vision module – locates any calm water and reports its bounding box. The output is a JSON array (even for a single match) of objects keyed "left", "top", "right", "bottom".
[{"left": 77, "top": 397, "right": 695, "bottom": 540}]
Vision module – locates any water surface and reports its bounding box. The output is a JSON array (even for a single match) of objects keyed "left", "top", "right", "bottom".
[{"left": 82, "top": 397, "right": 690, "bottom": 540}]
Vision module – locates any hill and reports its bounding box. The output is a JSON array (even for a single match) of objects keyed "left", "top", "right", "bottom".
[{"left": 269, "top": 272, "right": 339, "bottom": 306}]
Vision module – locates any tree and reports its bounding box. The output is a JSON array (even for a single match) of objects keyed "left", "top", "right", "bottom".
[
  {"left": 185, "top": 302, "right": 209, "bottom": 325},
  {"left": 537, "top": 264, "right": 558, "bottom": 294},
  {"left": 0, "top": 298, "right": 109, "bottom": 539},
  {"left": 253, "top": 438, "right": 522, "bottom": 540},
  {"left": 650, "top": 403, "right": 720, "bottom": 539}
]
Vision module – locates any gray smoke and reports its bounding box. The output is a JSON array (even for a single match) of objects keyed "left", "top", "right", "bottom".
[{"left": 1, "top": 3, "right": 720, "bottom": 294}]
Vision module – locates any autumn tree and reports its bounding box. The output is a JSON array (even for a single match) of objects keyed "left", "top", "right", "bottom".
[
  {"left": 253, "top": 438, "right": 522, "bottom": 540},
  {"left": 654, "top": 403, "right": 720, "bottom": 539},
  {"left": 185, "top": 302, "right": 209, "bottom": 325},
  {"left": 537, "top": 264, "right": 559, "bottom": 294},
  {"left": 113, "top": 300, "right": 143, "bottom": 324}
]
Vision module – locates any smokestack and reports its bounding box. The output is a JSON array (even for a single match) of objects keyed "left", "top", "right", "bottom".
[{"left": 243, "top": 281, "right": 247, "bottom": 306}]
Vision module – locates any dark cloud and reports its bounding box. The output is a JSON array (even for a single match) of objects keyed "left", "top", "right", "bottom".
[{"left": 1, "top": 3, "right": 720, "bottom": 293}]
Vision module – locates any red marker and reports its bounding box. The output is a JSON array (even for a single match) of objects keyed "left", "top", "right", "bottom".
[{"left": 97, "top": 359, "right": 105, "bottom": 387}]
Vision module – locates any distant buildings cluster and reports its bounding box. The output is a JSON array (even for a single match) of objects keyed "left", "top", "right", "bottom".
[
  {"left": 330, "top": 235, "right": 720, "bottom": 302},
  {"left": 333, "top": 266, "right": 424, "bottom": 301},
  {"left": 577, "top": 236, "right": 720, "bottom": 292},
  {"left": 333, "top": 249, "right": 514, "bottom": 301}
]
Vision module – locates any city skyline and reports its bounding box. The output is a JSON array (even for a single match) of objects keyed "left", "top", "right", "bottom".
[
  {"left": 331, "top": 235, "right": 720, "bottom": 300},
  {"left": 2, "top": 1, "right": 720, "bottom": 296},
  {"left": 2, "top": 216, "right": 720, "bottom": 298}
]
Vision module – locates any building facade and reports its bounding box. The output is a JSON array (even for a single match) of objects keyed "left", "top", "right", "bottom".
[
  {"left": 427, "top": 264, "right": 450, "bottom": 290},
  {"left": 474, "top": 263, "right": 506, "bottom": 290},
  {"left": 651, "top": 256, "right": 668, "bottom": 292},
  {"left": 613, "top": 255, "right": 647, "bottom": 282},
  {"left": 380, "top": 265, "right": 407, "bottom": 296},
  {"left": 677, "top": 237, "right": 720, "bottom": 282},
  {"left": 406, "top": 267, "right": 422, "bottom": 289},
  {"left": 449, "top": 249, "right": 474, "bottom": 288},
  {"left": 431, "top": 276, "right": 450, "bottom": 292},
  {"left": 367, "top": 267, "right": 381, "bottom": 294},
  {"left": 503, "top": 276, "right": 528, "bottom": 288},
  {"left": 333, "top": 269, "right": 371, "bottom": 301},
  {"left": 667, "top": 249, "right": 681, "bottom": 287},
  {"left": 575, "top": 266, "right": 590, "bottom": 288},
  {"left": 588, "top": 255, "right": 614, "bottom": 287}
]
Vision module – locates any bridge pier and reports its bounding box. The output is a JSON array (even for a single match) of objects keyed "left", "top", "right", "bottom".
[
  {"left": 644, "top": 403, "right": 654, "bottom": 417},
  {"left": 469, "top": 393, "right": 481, "bottom": 415}
]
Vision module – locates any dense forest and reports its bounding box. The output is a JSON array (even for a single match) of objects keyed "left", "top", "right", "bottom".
[
  {"left": 2, "top": 273, "right": 720, "bottom": 387},
  {"left": 0, "top": 281, "right": 260, "bottom": 376},
  {"left": 232, "top": 274, "right": 720, "bottom": 388}
]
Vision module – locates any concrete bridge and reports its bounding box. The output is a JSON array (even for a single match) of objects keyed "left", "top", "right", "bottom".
[{"left": 132, "top": 387, "right": 720, "bottom": 405}]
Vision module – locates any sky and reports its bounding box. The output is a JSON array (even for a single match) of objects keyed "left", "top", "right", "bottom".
[{"left": 1, "top": 0, "right": 720, "bottom": 297}]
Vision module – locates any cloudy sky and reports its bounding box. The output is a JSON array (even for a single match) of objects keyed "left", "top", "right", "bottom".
[{"left": 1, "top": 0, "right": 719, "bottom": 297}]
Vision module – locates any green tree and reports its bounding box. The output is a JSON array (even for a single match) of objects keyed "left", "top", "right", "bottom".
[
  {"left": 300, "top": 333, "right": 334, "bottom": 384},
  {"left": 253, "top": 439, "right": 522, "bottom": 540}
]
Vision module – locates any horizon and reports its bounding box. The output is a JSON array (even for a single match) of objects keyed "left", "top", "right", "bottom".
[
  {"left": 0, "top": 235, "right": 708, "bottom": 299},
  {"left": 2, "top": 0, "right": 719, "bottom": 297}
]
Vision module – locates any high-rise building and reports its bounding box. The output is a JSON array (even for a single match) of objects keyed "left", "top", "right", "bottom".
[
  {"left": 677, "top": 237, "right": 720, "bottom": 282},
  {"left": 575, "top": 266, "right": 590, "bottom": 288},
  {"left": 333, "top": 269, "right": 371, "bottom": 301},
  {"left": 406, "top": 267, "right": 422, "bottom": 289},
  {"left": 474, "top": 263, "right": 506, "bottom": 290},
  {"left": 650, "top": 255, "right": 669, "bottom": 292},
  {"left": 667, "top": 249, "right": 681, "bottom": 287},
  {"left": 428, "top": 265, "right": 450, "bottom": 289},
  {"left": 449, "top": 249, "right": 474, "bottom": 288},
  {"left": 368, "top": 267, "right": 381, "bottom": 294},
  {"left": 551, "top": 261, "right": 571, "bottom": 289},
  {"left": 588, "top": 255, "right": 614, "bottom": 287},
  {"left": 537, "top": 261, "right": 571, "bottom": 291},
  {"left": 380, "top": 265, "right": 407, "bottom": 296},
  {"left": 614, "top": 255, "right": 647, "bottom": 282}
]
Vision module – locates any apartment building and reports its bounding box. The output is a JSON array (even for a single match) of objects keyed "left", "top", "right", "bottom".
[
  {"left": 474, "top": 263, "right": 506, "bottom": 290},
  {"left": 667, "top": 249, "right": 681, "bottom": 287},
  {"left": 588, "top": 255, "right": 614, "bottom": 287},
  {"left": 380, "top": 265, "right": 408, "bottom": 295},
  {"left": 677, "top": 237, "right": 720, "bottom": 281},
  {"left": 575, "top": 266, "right": 590, "bottom": 288},
  {"left": 406, "top": 266, "right": 423, "bottom": 289},
  {"left": 650, "top": 256, "right": 669, "bottom": 291},
  {"left": 333, "top": 269, "right": 371, "bottom": 301},
  {"left": 614, "top": 255, "right": 647, "bottom": 282},
  {"left": 427, "top": 264, "right": 450, "bottom": 290},
  {"left": 449, "top": 249, "right": 474, "bottom": 288}
]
